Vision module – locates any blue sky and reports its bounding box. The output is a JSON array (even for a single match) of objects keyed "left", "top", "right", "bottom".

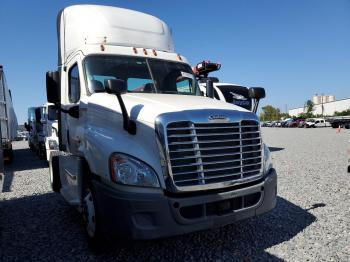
[{"left": 0, "top": 0, "right": 349, "bottom": 123}]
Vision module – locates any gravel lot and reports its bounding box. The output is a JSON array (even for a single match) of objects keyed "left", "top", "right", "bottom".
[{"left": 0, "top": 128, "right": 349, "bottom": 261}]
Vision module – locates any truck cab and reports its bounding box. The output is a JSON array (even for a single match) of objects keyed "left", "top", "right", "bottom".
[
  {"left": 27, "top": 106, "right": 46, "bottom": 159},
  {"left": 46, "top": 5, "right": 277, "bottom": 244}
]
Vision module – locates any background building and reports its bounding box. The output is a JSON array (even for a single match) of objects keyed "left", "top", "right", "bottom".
[
  {"left": 289, "top": 97, "right": 350, "bottom": 116},
  {"left": 312, "top": 94, "right": 335, "bottom": 105}
]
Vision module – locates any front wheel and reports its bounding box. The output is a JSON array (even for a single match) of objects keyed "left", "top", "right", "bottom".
[{"left": 82, "top": 186, "right": 105, "bottom": 252}]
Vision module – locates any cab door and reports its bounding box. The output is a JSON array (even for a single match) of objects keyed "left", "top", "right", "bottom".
[
  {"left": 59, "top": 55, "right": 86, "bottom": 204},
  {"left": 61, "top": 55, "right": 83, "bottom": 155}
]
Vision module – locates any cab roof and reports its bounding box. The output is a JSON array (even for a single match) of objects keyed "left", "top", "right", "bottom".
[{"left": 57, "top": 5, "right": 174, "bottom": 65}]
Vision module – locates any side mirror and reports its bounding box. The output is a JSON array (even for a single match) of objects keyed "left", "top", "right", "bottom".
[
  {"left": 105, "top": 79, "right": 127, "bottom": 95},
  {"left": 249, "top": 87, "right": 266, "bottom": 99},
  {"left": 24, "top": 122, "right": 30, "bottom": 131},
  {"left": 206, "top": 79, "right": 214, "bottom": 98},
  {"left": 46, "top": 71, "right": 60, "bottom": 103},
  {"left": 68, "top": 105, "right": 79, "bottom": 118},
  {"left": 105, "top": 79, "right": 136, "bottom": 135}
]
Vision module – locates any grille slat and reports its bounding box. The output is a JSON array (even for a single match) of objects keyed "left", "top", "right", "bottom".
[
  {"left": 172, "top": 162, "right": 262, "bottom": 176},
  {"left": 169, "top": 144, "right": 261, "bottom": 153},
  {"left": 172, "top": 156, "right": 261, "bottom": 168},
  {"left": 170, "top": 150, "right": 261, "bottom": 161},
  {"left": 166, "top": 120, "right": 262, "bottom": 188},
  {"left": 175, "top": 168, "right": 262, "bottom": 186},
  {"left": 168, "top": 131, "right": 256, "bottom": 138}
]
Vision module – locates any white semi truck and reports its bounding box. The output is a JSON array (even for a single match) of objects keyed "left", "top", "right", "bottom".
[
  {"left": 0, "top": 65, "right": 18, "bottom": 163},
  {"left": 42, "top": 103, "right": 59, "bottom": 161},
  {"left": 46, "top": 5, "right": 277, "bottom": 245}
]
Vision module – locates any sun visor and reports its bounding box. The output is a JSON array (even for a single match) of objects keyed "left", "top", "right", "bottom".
[{"left": 57, "top": 5, "right": 175, "bottom": 65}]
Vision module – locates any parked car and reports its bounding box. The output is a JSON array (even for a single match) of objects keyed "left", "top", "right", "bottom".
[
  {"left": 288, "top": 119, "right": 305, "bottom": 128},
  {"left": 305, "top": 118, "right": 330, "bottom": 128},
  {"left": 16, "top": 131, "right": 29, "bottom": 141},
  {"left": 281, "top": 118, "right": 293, "bottom": 127},
  {"left": 298, "top": 120, "right": 306, "bottom": 128}
]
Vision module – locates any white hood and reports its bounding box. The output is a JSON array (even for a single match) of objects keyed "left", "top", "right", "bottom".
[{"left": 86, "top": 93, "right": 251, "bottom": 124}]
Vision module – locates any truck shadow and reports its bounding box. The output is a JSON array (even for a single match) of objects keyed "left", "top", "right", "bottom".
[
  {"left": 2, "top": 146, "right": 48, "bottom": 191},
  {"left": 0, "top": 193, "right": 316, "bottom": 261},
  {"left": 4, "top": 148, "right": 48, "bottom": 173}
]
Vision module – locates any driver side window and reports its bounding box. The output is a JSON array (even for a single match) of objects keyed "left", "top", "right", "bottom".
[{"left": 68, "top": 64, "right": 80, "bottom": 103}]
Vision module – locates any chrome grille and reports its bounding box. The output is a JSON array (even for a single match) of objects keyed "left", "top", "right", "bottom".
[{"left": 166, "top": 120, "right": 262, "bottom": 187}]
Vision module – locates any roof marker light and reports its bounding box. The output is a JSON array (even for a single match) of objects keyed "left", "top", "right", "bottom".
[
  {"left": 143, "top": 48, "right": 148, "bottom": 55},
  {"left": 152, "top": 49, "right": 157, "bottom": 56},
  {"left": 133, "top": 47, "right": 138, "bottom": 54},
  {"left": 177, "top": 54, "right": 182, "bottom": 61}
]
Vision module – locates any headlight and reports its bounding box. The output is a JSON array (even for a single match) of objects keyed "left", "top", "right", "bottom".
[
  {"left": 48, "top": 140, "right": 58, "bottom": 150},
  {"left": 109, "top": 153, "right": 160, "bottom": 188},
  {"left": 263, "top": 143, "right": 273, "bottom": 174}
]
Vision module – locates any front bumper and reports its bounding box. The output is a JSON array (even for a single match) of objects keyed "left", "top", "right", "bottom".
[{"left": 93, "top": 168, "right": 277, "bottom": 240}]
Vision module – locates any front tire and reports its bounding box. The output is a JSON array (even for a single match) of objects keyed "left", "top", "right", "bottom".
[{"left": 82, "top": 186, "right": 105, "bottom": 252}]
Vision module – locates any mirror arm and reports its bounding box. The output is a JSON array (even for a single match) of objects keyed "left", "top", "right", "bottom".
[
  {"left": 252, "top": 99, "right": 260, "bottom": 114},
  {"left": 115, "top": 94, "right": 136, "bottom": 135},
  {"left": 56, "top": 104, "right": 79, "bottom": 118},
  {"left": 206, "top": 79, "right": 214, "bottom": 98}
]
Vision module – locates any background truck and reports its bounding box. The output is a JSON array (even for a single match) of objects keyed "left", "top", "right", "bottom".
[
  {"left": 42, "top": 103, "right": 59, "bottom": 161},
  {"left": 326, "top": 116, "right": 350, "bottom": 129},
  {"left": 0, "top": 134, "right": 3, "bottom": 192},
  {"left": 0, "top": 65, "right": 18, "bottom": 163},
  {"left": 46, "top": 5, "right": 277, "bottom": 246},
  {"left": 194, "top": 61, "right": 263, "bottom": 113},
  {"left": 26, "top": 106, "right": 46, "bottom": 159}
]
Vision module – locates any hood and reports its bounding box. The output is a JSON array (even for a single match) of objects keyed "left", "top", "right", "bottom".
[{"left": 86, "top": 93, "right": 251, "bottom": 124}]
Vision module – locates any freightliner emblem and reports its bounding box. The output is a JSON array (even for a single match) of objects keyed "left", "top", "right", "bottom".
[
  {"left": 208, "top": 114, "right": 230, "bottom": 122},
  {"left": 230, "top": 92, "right": 247, "bottom": 100}
]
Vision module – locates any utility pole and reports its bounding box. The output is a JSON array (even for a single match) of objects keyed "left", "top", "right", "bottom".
[{"left": 321, "top": 93, "right": 324, "bottom": 117}]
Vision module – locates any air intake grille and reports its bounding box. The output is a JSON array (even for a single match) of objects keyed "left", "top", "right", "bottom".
[{"left": 166, "top": 120, "right": 262, "bottom": 187}]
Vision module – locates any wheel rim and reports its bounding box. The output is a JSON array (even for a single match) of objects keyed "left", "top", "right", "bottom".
[{"left": 84, "top": 190, "right": 96, "bottom": 238}]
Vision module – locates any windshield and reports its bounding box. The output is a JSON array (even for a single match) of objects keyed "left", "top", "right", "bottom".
[
  {"left": 47, "top": 105, "right": 58, "bottom": 121},
  {"left": 84, "top": 55, "right": 199, "bottom": 96}
]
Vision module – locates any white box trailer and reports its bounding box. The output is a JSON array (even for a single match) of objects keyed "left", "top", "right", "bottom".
[
  {"left": 0, "top": 65, "right": 18, "bottom": 163},
  {"left": 46, "top": 5, "right": 277, "bottom": 246}
]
